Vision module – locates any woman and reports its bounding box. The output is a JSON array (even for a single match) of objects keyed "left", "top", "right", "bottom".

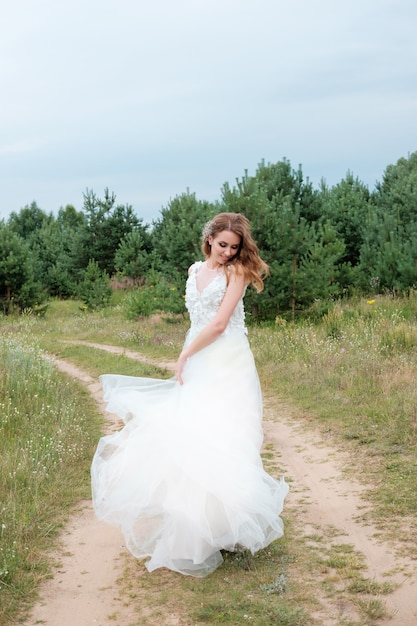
[{"left": 91, "top": 212, "right": 288, "bottom": 577}]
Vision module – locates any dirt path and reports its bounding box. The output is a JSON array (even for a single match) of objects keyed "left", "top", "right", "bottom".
[
  {"left": 263, "top": 414, "right": 417, "bottom": 625},
  {"left": 24, "top": 344, "right": 417, "bottom": 626}
]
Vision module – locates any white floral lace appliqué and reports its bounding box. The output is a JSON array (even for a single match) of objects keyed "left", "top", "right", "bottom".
[{"left": 185, "top": 262, "right": 247, "bottom": 340}]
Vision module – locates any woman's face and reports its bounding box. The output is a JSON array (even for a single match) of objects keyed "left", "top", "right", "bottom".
[{"left": 208, "top": 230, "right": 241, "bottom": 265}]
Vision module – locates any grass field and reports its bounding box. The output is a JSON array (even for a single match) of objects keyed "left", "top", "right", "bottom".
[{"left": 1, "top": 293, "right": 416, "bottom": 625}]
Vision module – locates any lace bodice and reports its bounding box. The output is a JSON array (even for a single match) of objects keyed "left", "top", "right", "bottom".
[{"left": 184, "top": 261, "right": 247, "bottom": 342}]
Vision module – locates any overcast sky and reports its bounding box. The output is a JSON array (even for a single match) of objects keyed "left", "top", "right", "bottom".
[{"left": 1, "top": 0, "right": 416, "bottom": 225}]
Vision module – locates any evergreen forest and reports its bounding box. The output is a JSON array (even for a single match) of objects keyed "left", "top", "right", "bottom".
[{"left": 1, "top": 151, "right": 417, "bottom": 321}]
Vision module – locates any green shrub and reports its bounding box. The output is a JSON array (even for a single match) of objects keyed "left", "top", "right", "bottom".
[
  {"left": 78, "top": 260, "right": 112, "bottom": 310},
  {"left": 125, "top": 272, "right": 185, "bottom": 318}
]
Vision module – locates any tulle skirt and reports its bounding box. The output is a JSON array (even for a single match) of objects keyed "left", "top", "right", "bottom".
[{"left": 91, "top": 331, "right": 288, "bottom": 577}]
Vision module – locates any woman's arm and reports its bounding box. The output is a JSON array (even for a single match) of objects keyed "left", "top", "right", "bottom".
[{"left": 175, "top": 268, "right": 246, "bottom": 384}]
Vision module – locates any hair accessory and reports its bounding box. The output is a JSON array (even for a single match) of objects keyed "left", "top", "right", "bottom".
[{"left": 202, "top": 220, "right": 214, "bottom": 242}]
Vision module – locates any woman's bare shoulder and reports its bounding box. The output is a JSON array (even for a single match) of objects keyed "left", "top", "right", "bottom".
[
  {"left": 226, "top": 262, "right": 246, "bottom": 286},
  {"left": 188, "top": 261, "right": 202, "bottom": 275},
  {"left": 227, "top": 262, "right": 244, "bottom": 277}
]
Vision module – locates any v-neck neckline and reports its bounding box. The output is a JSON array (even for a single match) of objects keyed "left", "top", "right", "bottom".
[{"left": 194, "top": 262, "right": 224, "bottom": 294}]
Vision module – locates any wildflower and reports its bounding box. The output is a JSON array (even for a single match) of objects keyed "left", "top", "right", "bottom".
[{"left": 367, "top": 299, "right": 375, "bottom": 305}]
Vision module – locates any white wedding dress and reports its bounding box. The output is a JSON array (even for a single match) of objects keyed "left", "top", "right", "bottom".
[{"left": 91, "top": 261, "right": 288, "bottom": 577}]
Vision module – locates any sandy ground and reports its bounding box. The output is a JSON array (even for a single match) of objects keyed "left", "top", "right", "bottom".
[{"left": 23, "top": 343, "right": 417, "bottom": 626}]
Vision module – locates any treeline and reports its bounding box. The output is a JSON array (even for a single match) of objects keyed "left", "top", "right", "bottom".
[{"left": 1, "top": 152, "right": 416, "bottom": 320}]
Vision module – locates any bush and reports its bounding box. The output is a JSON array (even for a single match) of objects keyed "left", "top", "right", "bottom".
[
  {"left": 77, "top": 260, "right": 112, "bottom": 310},
  {"left": 126, "top": 272, "right": 186, "bottom": 318}
]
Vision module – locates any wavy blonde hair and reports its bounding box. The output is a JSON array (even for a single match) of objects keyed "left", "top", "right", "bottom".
[{"left": 201, "top": 213, "right": 269, "bottom": 292}]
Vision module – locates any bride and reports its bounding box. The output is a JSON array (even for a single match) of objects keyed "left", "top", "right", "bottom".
[{"left": 91, "top": 212, "right": 289, "bottom": 577}]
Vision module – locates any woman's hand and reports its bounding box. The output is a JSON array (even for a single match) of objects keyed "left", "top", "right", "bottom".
[{"left": 175, "top": 353, "right": 188, "bottom": 385}]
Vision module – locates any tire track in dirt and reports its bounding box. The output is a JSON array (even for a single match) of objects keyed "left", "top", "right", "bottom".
[
  {"left": 24, "top": 343, "right": 417, "bottom": 625},
  {"left": 263, "top": 411, "right": 417, "bottom": 625},
  {"left": 24, "top": 358, "right": 144, "bottom": 626}
]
